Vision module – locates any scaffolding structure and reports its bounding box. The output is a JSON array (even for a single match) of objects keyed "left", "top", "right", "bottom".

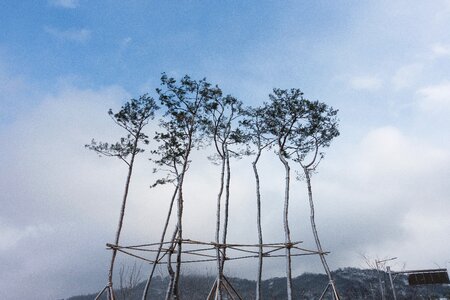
[{"left": 94, "top": 238, "right": 339, "bottom": 299}]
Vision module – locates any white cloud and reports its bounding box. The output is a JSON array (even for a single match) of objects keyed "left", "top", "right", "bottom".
[
  {"left": 45, "top": 26, "right": 91, "bottom": 43},
  {"left": 349, "top": 76, "right": 382, "bottom": 91},
  {"left": 392, "top": 63, "right": 423, "bottom": 90},
  {"left": 0, "top": 57, "right": 39, "bottom": 124},
  {"left": 0, "top": 222, "right": 53, "bottom": 251},
  {"left": 0, "top": 84, "right": 132, "bottom": 299},
  {"left": 431, "top": 43, "right": 450, "bottom": 57},
  {"left": 417, "top": 81, "right": 450, "bottom": 111},
  {"left": 49, "top": 0, "right": 79, "bottom": 9},
  {"left": 397, "top": 210, "right": 450, "bottom": 269},
  {"left": 357, "top": 127, "right": 448, "bottom": 180},
  {"left": 310, "top": 126, "right": 450, "bottom": 270}
]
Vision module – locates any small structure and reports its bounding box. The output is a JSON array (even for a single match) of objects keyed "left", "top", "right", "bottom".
[
  {"left": 404, "top": 268, "right": 450, "bottom": 286},
  {"left": 387, "top": 268, "right": 450, "bottom": 300}
]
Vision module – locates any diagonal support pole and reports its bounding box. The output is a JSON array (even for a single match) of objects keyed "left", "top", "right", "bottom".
[{"left": 206, "top": 275, "right": 243, "bottom": 300}]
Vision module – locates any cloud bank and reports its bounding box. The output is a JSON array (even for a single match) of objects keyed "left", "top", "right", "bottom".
[{"left": 1, "top": 84, "right": 449, "bottom": 299}]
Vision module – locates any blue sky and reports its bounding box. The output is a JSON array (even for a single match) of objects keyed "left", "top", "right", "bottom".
[{"left": 1, "top": 1, "right": 450, "bottom": 299}]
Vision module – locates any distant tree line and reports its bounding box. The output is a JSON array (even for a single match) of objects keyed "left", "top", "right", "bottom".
[{"left": 87, "top": 73, "right": 340, "bottom": 300}]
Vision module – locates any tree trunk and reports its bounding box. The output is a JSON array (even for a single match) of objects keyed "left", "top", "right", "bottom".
[
  {"left": 142, "top": 184, "right": 179, "bottom": 300},
  {"left": 215, "top": 155, "right": 226, "bottom": 300},
  {"left": 304, "top": 167, "right": 339, "bottom": 300},
  {"left": 278, "top": 152, "right": 293, "bottom": 300},
  {"left": 172, "top": 144, "right": 192, "bottom": 299},
  {"left": 107, "top": 148, "right": 137, "bottom": 300},
  {"left": 172, "top": 183, "right": 184, "bottom": 299},
  {"left": 253, "top": 149, "right": 263, "bottom": 300},
  {"left": 165, "top": 226, "right": 179, "bottom": 300},
  {"left": 221, "top": 149, "right": 231, "bottom": 271}
]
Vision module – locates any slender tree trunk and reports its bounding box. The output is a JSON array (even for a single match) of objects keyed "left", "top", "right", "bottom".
[
  {"left": 304, "top": 167, "right": 339, "bottom": 300},
  {"left": 220, "top": 150, "right": 231, "bottom": 270},
  {"left": 108, "top": 286, "right": 115, "bottom": 300},
  {"left": 142, "top": 184, "right": 179, "bottom": 300},
  {"left": 172, "top": 144, "right": 192, "bottom": 299},
  {"left": 165, "top": 226, "right": 179, "bottom": 300},
  {"left": 107, "top": 148, "right": 137, "bottom": 300},
  {"left": 215, "top": 155, "right": 226, "bottom": 300},
  {"left": 172, "top": 181, "right": 184, "bottom": 299},
  {"left": 253, "top": 149, "right": 263, "bottom": 300},
  {"left": 278, "top": 152, "right": 293, "bottom": 300}
]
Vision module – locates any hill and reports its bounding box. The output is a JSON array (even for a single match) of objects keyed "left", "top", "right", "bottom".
[{"left": 67, "top": 267, "right": 450, "bottom": 299}]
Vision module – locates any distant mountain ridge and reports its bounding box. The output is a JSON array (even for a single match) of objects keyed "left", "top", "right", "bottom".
[{"left": 67, "top": 267, "right": 450, "bottom": 299}]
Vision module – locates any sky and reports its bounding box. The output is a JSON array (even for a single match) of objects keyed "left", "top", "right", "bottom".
[{"left": 1, "top": 1, "right": 450, "bottom": 299}]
